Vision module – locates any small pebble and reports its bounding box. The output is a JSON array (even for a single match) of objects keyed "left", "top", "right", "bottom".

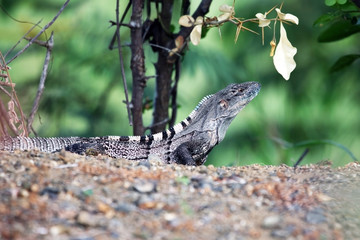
[
  {"left": 133, "top": 181, "right": 156, "bottom": 193},
  {"left": 306, "top": 208, "right": 327, "bottom": 224},
  {"left": 137, "top": 160, "right": 151, "bottom": 169},
  {"left": 114, "top": 203, "right": 137, "bottom": 214},
  {"left": 262, "top": 215, "right": 281, "bottom": 229},
  {"left": 77, "top": 211, "right": 108, "bottom": 227}
]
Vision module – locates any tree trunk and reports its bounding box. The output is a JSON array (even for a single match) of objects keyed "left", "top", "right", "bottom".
[
  {"left": 129, "top": 0, "right": 213, "bottom": 135},
  {"left": 130, "top": 0, "right": 146, "bottom": 135},
  {"left": 151, "top": 0, "right": 175, "bottom": 134}
]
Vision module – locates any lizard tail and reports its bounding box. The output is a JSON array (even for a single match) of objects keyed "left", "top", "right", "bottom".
[{"left": 0, "top": 136, "right": 80, "bottom": 153}]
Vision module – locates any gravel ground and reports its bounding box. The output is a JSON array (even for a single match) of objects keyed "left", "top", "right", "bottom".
[{"left": 0, "top": 150, "right": 359, "bottom": 240}]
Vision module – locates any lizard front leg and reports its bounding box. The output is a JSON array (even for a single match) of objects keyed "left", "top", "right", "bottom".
[{"left": 172, "top": 140, "right": 210, "bottom": 166}]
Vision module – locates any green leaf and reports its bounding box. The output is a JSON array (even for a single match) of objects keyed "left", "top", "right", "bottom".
[
  {"left": 325, "top": 0, "right": 337, "bottom": 6},
  {"left": 330, "top": 54, "right": 360, "bottom": 72},
  {"left": 337, "top": 0, "right": 348, "bottom": 4},
  {"left": 313, "top": 13, "right": 338, "bottom": 27},
  {"left": 318, "top": 19, "right": 360, "bottom": 42},
  {"left": 201, "top": 27, "right": 210, "bottom": 39}
]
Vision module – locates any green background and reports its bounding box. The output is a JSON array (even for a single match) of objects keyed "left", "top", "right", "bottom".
[{"left": 1, "top": 0, "right": 359, "bottom": 166}]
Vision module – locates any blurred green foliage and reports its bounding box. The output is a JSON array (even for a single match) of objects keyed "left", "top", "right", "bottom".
[{"left": 0, "top": 0, "right": 359, "bottom": 166}]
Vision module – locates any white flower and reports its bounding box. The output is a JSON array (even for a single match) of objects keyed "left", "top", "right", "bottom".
[
  {"left": 273, "top": 23, "right": 297, "bottom": 80},
  {"left": 272, "top": 8, "right": 299, "bottom": 80},
  {"left": 179, "top": 15, "right": 204, "bottom": 45},
  {"left": 179, "top": 15, "right": 195, "bottom": 27},
  {"left": 219, "top": 4, "right": 234, "bottom": 14},
  {"left": 190, "top": 25, "right": 202, "bottom": 45},
  {"left": 218, "top": 4, "right": 234, "bottom": 22},
  {"left": 255, "top": 13, "right": 271, "bottom": 27},
  {"left": 275, "top": 8, "right": 299, "bottom": 25},
  {"left": 190, "top": 16, "right": 203, "bottom": 46}
]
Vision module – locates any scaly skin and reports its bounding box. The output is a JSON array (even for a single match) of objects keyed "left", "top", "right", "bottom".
[{"left": 0, "top": 82, "right": 261, "bottom": 165}]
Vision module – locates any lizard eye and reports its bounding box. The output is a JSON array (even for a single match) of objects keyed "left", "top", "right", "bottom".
[{"left": 219, "top": 99, "right": 228, "bottom": 109}]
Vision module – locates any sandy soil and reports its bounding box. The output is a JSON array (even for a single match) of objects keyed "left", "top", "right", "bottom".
[{"left": 0, "top": 150, "right": 359, "bottom": 240}]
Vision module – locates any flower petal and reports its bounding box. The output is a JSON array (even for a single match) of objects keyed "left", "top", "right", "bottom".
[
  {"left": 273, "top": 23, "right": 297, "bottom": 80},
  {"left": 190, "top": 25, "right": 202, "bottom": 45},
  {"left": 219, "top": 4, "right": 234, "bottom": 13},
  {"left": 275, "top": 8, "right": 299, "bottom": 25},
  {"left": 179, "top": 15, "right": 195, "bottom": 27},
  {"left": 256, "top": 13, "right": 271, "bottom": 27},
  {"left": 218, "top": 12, "right": 232, "bottom": 22},
  {"left": 195, "top": 16, "right": 204, "bottom": 25}
]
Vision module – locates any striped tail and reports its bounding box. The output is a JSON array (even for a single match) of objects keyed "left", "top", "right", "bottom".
[{"left": 0, "top": 136, "right": 80, "bottom": 153}]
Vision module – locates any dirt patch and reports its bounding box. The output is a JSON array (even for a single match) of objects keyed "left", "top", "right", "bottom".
[{"left": 0, "top": 150, "right": 359, "bottom": 239}]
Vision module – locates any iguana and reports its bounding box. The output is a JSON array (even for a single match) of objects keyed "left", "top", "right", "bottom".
[{"left": 0, "top": 81, "right": 260, "bottom": 165}]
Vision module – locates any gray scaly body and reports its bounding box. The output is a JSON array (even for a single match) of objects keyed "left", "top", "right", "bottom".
[{"left": 0, "top": 82, "right": 260, "bottom": 165}]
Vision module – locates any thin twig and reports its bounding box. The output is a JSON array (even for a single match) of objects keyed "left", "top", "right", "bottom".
[
  {"left": 4, "top": 19, "right": 43, "bottom": 59},
  {"left": 144, "top": 75, "right": 157, "bottom": 80},
  {"left": 24, "top": 37, "right": 50, "bottom": 47},
  {"left": 293, "top": 148, "right": 309, "bottom": 168},
  {"left": 148, "top": 43, "right": 182, "bottom": 57},
  {"left": 6, "top": 0, "right": 70, "bottom": 65},
  {"left": 109, "top": 20, "right": 133, "bottom": 28},
  {"left": 115, "top": 0, "right": 133, "bottom": 125},
  {"left": 0, "top": 85, "right": 13, "bottom": 99},
  {"left": 27, "top": 32, "right": 54, "bottom": 135},
  {"left": 109, "top": 0, "right": 132, "bottom": 50},
  {"left": 145, "top": 118, "right": 169, "bottom": 131}
]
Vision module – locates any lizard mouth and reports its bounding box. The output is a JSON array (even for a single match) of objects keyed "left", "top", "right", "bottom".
[{"left": 231, "top": 81, "right": 261, "bottom": 113}]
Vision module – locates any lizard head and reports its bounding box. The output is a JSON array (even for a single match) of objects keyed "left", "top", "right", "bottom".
[
  {"left": 215, "top": 81, "right": 261, "bottom": 141},
  {"left": 191, "top": 81, "right": 261, "bottom": 143},
  {"left": 217, "top": 81, "right": 261, "bottom": 118}
]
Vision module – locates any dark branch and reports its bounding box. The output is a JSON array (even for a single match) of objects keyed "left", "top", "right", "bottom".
[
  {"left": 167, "top": 0, "right": 213, "bottom": 63},
  {"left": 130, "top": 0, "right": 146, "bottom": 135},
  {"left": 177, "top": 0, "right": 213, "bottom": 40},
  {"left": 109, "top": 20, "right": 133, "bottom": 28},
  {"left": 169, "top": 59, "right": 181, "bottom": 127},
  {"left": 293, "top": 148, "right": 310, "bottom": 168}
]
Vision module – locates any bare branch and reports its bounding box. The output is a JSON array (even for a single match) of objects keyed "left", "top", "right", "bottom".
[
  {"left": 148, "top": 43, "right": 182, "bottom": 57},
  {"left": 115, "top": 0, "right": 133, "bottom": 126},
  {"left": 4, "top": 19, "right": 43, "bottom": 59},
  {"left": 108, "top": 20, "right": 133, "bottom": 28},
  {"left": 145, "top": 118, "right": 169, "bottom": 131},
  {"left": 109, "top": 0, "right": 132, "bottom": 50},
  {"left": 27, "top": 32, "right": 54, "bottom": 135},
  {"left": 6, "top": 0, "right": 70, "bottom": 65},
  {"left": 24, "top": 37, "right": 51, "bottom": 47}
]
